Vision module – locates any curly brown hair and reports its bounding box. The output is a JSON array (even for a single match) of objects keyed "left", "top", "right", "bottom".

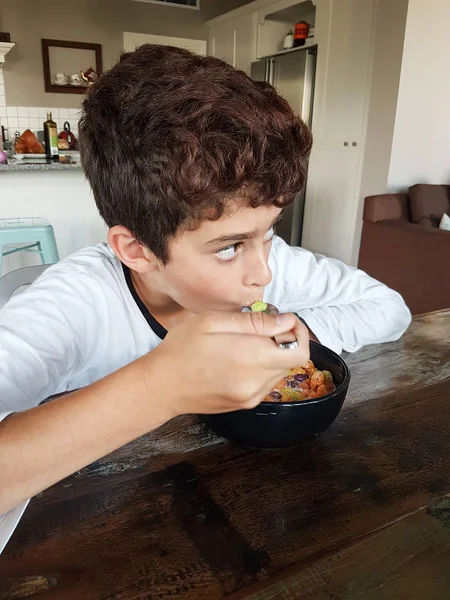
[{"left": 79, "top": 44, "right": 312, "bottom": 262}]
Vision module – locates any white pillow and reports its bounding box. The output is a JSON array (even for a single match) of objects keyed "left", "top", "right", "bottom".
[{"left": 439, "top": 213, "right": 450, "bottom": 231}]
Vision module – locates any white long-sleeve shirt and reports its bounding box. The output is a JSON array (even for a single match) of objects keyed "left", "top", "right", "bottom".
[
  {"left": 0, "top": 236, "right": 411, "bottom": 551},
  {"left": 0, "top": 236, "right": 411, "bottom": 420}
]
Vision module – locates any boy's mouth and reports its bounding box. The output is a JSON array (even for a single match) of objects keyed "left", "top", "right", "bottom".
[
  {"left": 242, "top": 299, "right": 265, "bottom": 310},
  {"left": 243, "top": 296, "right": 265, "bottom": 307}
]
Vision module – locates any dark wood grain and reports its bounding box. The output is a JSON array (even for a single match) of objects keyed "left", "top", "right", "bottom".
[
  {"left": 1, "top": 311, "right": 450, "bottom": 600},
  {"left": 344, "top": 308, "right": 450, "bottom": 403},
  {"left": 243, "top": 496, "right": 450, "bottom": 600}
]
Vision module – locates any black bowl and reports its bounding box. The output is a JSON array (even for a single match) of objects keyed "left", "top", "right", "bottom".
[{"left": 201, "top": 341, "right": 350, "bottom": 448}]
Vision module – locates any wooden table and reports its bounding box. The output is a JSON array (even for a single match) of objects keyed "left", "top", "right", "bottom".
[{"left": 2, "top": 310, "right": 450, "bottom": 600}]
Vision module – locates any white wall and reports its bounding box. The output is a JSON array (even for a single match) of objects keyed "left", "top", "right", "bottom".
[{"left": 387, "top": 0, "right": 450, "bottom": 191}]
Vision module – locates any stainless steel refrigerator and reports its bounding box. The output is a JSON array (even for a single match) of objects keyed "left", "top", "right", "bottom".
[{"left": 250, "top": 46, "right": 317, "bottom": 247}]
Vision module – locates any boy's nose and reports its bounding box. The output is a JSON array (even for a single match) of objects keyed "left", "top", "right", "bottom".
[{"left": 244, "top": 256, "right": 272, "bottom": 288}]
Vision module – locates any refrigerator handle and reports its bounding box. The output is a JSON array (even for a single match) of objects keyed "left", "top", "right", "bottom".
[
  {"left": 302, "top": 50, "right": 317, "bottom": 127},
  {"left": 264, "top": 59, "right": 270, "bottom": 82},
  {"left": 268, "top": 58, "right": 275, "bottom": 85}
]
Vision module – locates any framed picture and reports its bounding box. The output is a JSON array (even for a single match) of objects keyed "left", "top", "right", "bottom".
[{"left": 41, "top": 39, "right": 103, "bottom": 94}]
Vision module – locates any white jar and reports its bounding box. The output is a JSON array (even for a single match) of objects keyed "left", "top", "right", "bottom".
[{"left": 283, "top": 31, "right": 294, "bottom": 50}]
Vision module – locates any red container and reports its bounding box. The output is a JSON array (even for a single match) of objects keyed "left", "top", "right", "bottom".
[{"left": 294, "top": 21, "right": 310, "bottom": 47}]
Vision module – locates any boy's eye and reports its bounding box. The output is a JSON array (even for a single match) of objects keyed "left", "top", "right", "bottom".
[
  {"left": 215, "top": 225, "right": 276, "bottom": 262},
  {"left": 216, "top": 244, "right": 239, "bottom": 261}
]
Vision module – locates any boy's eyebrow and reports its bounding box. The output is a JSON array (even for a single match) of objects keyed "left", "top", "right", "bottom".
[{"left": 204, "top": 213, "right": 283, "bottom": 247}]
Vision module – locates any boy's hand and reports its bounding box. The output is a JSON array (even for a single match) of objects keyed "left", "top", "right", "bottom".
[{"left": 144, "top": 311, "right": 310, "bottom": 419}]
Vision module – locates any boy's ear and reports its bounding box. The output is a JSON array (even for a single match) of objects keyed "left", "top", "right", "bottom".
[{"left": 107, "top": 226, "right": 159, "bottom": 273}]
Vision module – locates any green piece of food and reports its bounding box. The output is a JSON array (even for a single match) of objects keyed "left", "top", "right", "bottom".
[
  {"left": 280, "top": 388, "right": 304, "bottom": 402},
  {"left": 251, "top": 301, "right": 268, "bottom": 313},
  {"left": 323, "top": 370, "right": 333, "bottom": 386}
]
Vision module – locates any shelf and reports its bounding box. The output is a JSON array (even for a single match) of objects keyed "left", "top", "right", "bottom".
[
  {"left": 0, "top": 42, "right": 15, "bottom": 64},
  {"left": 263, "top": 1, "right": 316, "bottom": 24},
  {"left": 258, "top": 38, "right": 316, "bottom": 60}
]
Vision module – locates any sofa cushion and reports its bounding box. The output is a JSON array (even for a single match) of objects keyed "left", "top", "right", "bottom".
[
  {"left": 409, "top": 184, "right": 450, "bottom": 227},
  {"left": 363, "top": 194, "right": 409, "bottom": 223}
]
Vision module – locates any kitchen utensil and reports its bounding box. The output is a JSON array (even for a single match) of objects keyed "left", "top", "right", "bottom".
[
  {"left": 243, "top": 302, "right": 298, "bottom": 349},
  {"left": 63, "top": 122, "right": 74, "bottom": 149}
]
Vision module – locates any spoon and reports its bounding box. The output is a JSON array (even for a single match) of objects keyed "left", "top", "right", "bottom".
[{"left": 242, "top": 301, "right": 299, "bottom": 349}]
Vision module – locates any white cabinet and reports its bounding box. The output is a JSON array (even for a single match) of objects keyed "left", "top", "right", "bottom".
[
  {"left": 311, "top": 0, "right": 374, "bottom": 149},
  {"left": 302, "top": 146, "right": 363, "bottom": 261},
  {"left": 234, "top": 13, "right": 257, "bottom": 73},
  {"left": 208, "top": 12, "right": 256, "bottom": 76},
  {"left": 208, "top": 21, "right": 235, "bottom": 66},
  {"left": 301, "top": 0, "right": 376, "bottom": 264}
]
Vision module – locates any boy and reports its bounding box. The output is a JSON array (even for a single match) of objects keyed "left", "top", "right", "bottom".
[{"left": 0, "top": 45, "right": 410, "bottom": 528}]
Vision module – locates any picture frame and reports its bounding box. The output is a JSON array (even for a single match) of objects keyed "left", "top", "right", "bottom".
[{"left": 41, "top": 39, "right": 103, "bottom": 94}]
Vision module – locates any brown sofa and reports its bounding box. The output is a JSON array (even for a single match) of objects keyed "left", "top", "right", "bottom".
[{"left": 358, "top": 184, "right": 450, "bottom": 315}]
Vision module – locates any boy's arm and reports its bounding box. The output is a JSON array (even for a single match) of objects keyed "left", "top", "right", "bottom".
[
  {"left": 270, "top": 238, "right": 412, "bottom": 354},
  {"left": 0, "top": 267, "right": 110, "bottom": 415},
  {"left": 0, "top": 352, "right": 165, "bottom": 515},
  {"left": 0, "top": 311, "right": 310, "bottom": 516}
]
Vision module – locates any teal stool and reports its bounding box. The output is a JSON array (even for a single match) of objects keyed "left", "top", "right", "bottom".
[{"left": 0, "top": 218, "right": 59, "bottom": 275}]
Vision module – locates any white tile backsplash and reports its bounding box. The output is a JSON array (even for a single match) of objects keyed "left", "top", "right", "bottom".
[
  {"left": 29, "top": 117, "right": 41, "bottom": 130},
  {"left": 2, "top": 105, "right": 80, "bottom": 136},
  {"left": 0, "top": 95, "right": 5, "bottom": 107}
]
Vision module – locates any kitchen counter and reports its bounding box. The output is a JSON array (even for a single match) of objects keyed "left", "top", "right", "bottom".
[{"left": 0, "top": 160, "right": 82, "bottom": 172}]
